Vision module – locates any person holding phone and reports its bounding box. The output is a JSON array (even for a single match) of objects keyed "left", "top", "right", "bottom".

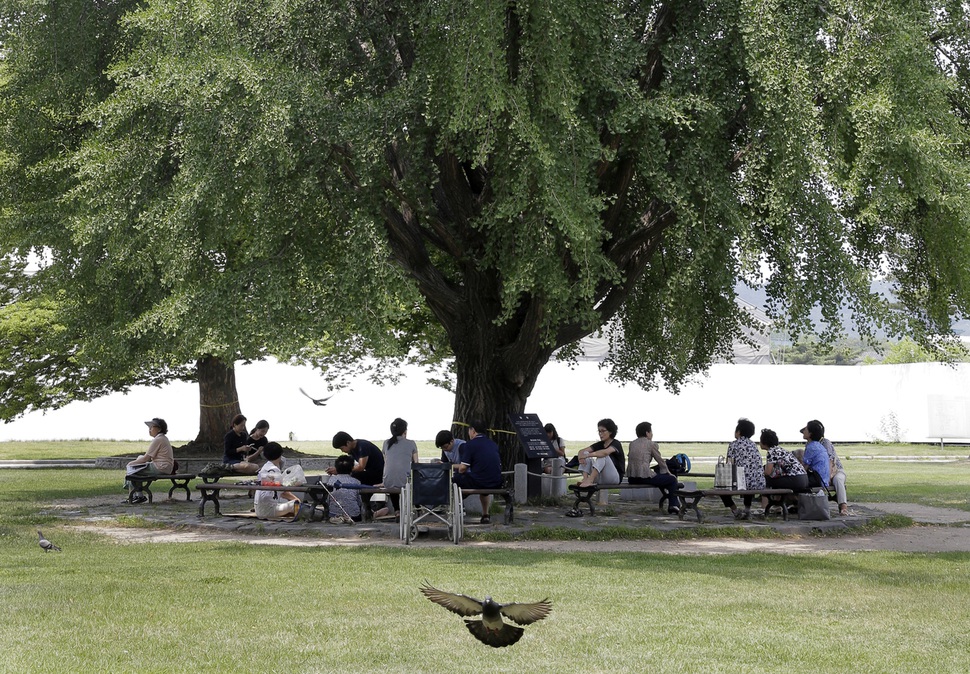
[{"left": 223, "top": 414, "right": 261, "bottom": 474}]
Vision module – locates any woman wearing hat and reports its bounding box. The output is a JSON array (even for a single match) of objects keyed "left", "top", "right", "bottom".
[{"left": 124, "top": 418, "right": 175, "bottom": 503}]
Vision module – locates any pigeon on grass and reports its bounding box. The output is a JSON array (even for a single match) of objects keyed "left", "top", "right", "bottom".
[
  {"left": 37, "top": 530, "right": 61, "bottom": 552},
  {"left": 419, "top": 582, "right": 551, "bottom": 647},
  {"left": 299, "top": 388, "right": 334, "bottom": 407}
]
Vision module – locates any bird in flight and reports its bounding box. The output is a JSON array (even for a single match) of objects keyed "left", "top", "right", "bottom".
[
  {"left": 299, "top": 388, "right": 334, "bottom": 406},
  {"left": 419, "top": 582, "right": 551, "bottom": 647},
  {"left": 37, "top": 530, "right": 61, "bottom": 552}
]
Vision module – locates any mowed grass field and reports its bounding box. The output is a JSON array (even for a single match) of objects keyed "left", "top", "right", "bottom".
[
  {"left": 4, "top": 438, "right": 969, "bottom": 461},
  {"left": 1, "top": 444, "right": 970, "bottom": 672}
]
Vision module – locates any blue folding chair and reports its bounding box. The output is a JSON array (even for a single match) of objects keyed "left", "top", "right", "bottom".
[{"left": 400, "top": 463, "right": 464, "bottom": 544}]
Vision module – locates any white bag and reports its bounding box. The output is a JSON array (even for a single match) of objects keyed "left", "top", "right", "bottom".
[
  {"left": 281, "top": 464, "right": 307, "bottom": 487},
  {"left": 715, "top": 457, "right": 745, "bottom": 489},
  {"left": 126, "top": 463, "right": 150, "bottom": 476},
  {"left": 714, "top": 456, "right": 733, "bottom": 488},
  {"left": 734, "top": 466, "right": 746, "bottom": 491}
]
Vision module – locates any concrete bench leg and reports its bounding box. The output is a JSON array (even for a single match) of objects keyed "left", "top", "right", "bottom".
[
  {"left": 197, "top": 488, "right": 221, "bottom": 517},
  {"left": 678, "top": 491, "right": 704, "bottom": 523},
  {"left": 569, "top": 485, "right": 597, "bottom": 515}
]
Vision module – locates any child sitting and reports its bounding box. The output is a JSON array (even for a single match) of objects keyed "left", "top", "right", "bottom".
[{"left": 326, "top": 454, "right": 363, "bottom": 523}]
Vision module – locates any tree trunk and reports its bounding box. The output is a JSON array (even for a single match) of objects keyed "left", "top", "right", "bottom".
[
  {"left": 192, "top": 356, "right": 240, "bottom": 453},
  {"left": 449, "top": 329, "right": 554, "bottom": 470}
]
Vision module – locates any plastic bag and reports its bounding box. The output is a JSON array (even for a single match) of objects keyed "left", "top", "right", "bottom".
[{"left": 281, "top": 464, "right": 307, "bottom": 487}]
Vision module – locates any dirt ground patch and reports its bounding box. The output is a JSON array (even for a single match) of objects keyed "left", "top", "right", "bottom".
[
  {"left": 57, "top": 494, "right": 970, "bottom": 555},
  {"left": 81, "top": 521, "right": 970, "bottom": 554}
]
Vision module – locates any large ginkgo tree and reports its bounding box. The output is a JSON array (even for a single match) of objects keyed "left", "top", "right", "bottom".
[{"left": 3, "top": 0, "right": 970, "bottom": 464}]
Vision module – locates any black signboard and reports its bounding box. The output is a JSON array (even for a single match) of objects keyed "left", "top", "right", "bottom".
[{"left": 508, "top": 413, "right": 557, "bottom": 459}]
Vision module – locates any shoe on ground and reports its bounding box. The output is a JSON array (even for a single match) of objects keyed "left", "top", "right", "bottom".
[
  {"left": 329, "top": 516, "right": 344, "bottom": 524},
  {"left": 130, "top": 492, "right": 148, "bottom": 504},
  {"left": 668, "top": 506, "right": 680, "bottom": 515},
  {"left": 479, "top": 515, "right": 491, "bottom": 524}
]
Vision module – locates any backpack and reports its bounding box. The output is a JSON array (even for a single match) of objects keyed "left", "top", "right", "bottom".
[{"left": 666, "top": 453, "right": 691, "bottom": 475}]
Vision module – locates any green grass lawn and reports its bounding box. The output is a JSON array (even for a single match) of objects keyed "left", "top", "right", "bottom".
[
  {"left": 4, "top": 531, "right": 969, "bottom": 673},
  {"left": 1, "top": 464, "right": 970, "bottom": 672}
]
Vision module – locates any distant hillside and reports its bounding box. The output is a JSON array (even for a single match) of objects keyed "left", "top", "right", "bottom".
[{"left": 736, "top": 282, "right": 969, "bottom": 338}]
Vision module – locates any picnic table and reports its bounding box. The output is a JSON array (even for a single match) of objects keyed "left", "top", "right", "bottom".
[
  {"left": 194, "top": 481, "right": 325, "bottom": 520},
  {"left": 195, "top": 480, "right": 403, "bottom": 522}
]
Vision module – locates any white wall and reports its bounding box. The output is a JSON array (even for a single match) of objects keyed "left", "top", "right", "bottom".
[{"left": 2, "top": 360, "right": 968, "bottom": 445}]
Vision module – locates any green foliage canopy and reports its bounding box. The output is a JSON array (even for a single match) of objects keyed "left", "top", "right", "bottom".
[{"left": 2, "top": 0, "right": 970, "bottom": 439}]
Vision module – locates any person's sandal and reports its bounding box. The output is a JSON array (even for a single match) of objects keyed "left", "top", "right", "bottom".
[
  {"left": 565, "top": 508, "right": 584, "bottom": 518},
  {"left": 479, "top": 515, "right": 491, "bottom": 524},
  {"left": 839, "top": 506, "right": 849, "bottom": 516}
]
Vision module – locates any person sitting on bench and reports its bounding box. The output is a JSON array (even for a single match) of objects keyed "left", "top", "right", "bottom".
[
  {"left": 761, "top": 428, "right": 808, "bottom": 512},
  {"left": 435, "top": 429, "right": 466, "bottom": 465},
  {"left": 124, "top": 417, "right": 175, "bottom": 504},
  {"left": 811, "top": 419, "right": 849, "bottom": 516},
  {"left": 721, "top": 417, "right": 765, "bottom": 520},
  {"left": 254, "top": 442, "right": 300, "bottom": 520},
  {"left": 453, "top": 420, "right": 503, "bottom": 524},
  {"left": 224, "top": 414, "right": 262, "bottom": 475},
  {"left": 542, "top": 423, "right": 567, "bottom": 474},
  {"left": 799, "top": 420, "right": 831, "bottom": 491},
  {"left": 575, "top": 418, "right": 624, "bottom": 488},
  {"left": 373, "top": 417, "right": 419, "bottom": 519},
  {"left": 627, "top": 421, "right": 681, "bottom": 515}
]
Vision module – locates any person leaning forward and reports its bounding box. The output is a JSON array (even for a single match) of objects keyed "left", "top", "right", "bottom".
[
  {"left": 329, "top": 431, "right": 385, "bottom": 510},
  {"left": 223, "top": 414, "right": 262, "bottom": 475},
  {"left": 328, "top": 432, "right": 385, "bottom": 485}
]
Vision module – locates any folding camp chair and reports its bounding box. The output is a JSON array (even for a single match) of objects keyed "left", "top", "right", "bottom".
[{"left": 399, "top": 463, "right": 464, "bottom": 545}]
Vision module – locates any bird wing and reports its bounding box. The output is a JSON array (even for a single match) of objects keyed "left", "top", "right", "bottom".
[
  {"left": 464, "top": 619, "right": 524, "bottom": 648},
  {"left": 299, "top": 388, "right": 333, "bottom": 406},
  {"left": 500, "top": 599, "right": 552, "bottom": 625},
  {"left": 420, "top": 583, "right": 484, "bottom": 617}
]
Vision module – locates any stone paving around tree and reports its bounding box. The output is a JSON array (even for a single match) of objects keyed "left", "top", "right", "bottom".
[{"left": 43, "top": 486, "right": 970, "bottom": 553}]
